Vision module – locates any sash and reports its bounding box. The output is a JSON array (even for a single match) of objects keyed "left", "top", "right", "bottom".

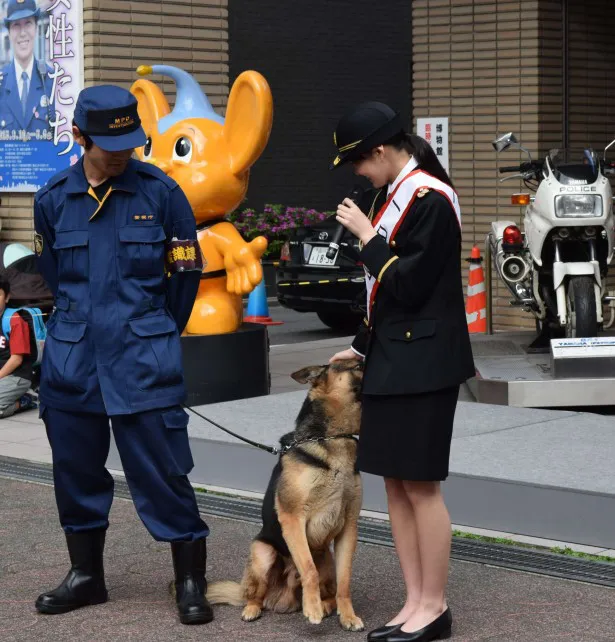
[{"left": 364, "top": 169, "right": 461, "bottom": 323}]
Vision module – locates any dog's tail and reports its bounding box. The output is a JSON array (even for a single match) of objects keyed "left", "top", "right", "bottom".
[{"left": 206, "top": 580, "right": 245, "bottom": 606}]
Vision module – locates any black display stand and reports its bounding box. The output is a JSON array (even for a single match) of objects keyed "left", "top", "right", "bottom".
[{"left": 181, "top": 323, "right": 270, "bottom": 406}]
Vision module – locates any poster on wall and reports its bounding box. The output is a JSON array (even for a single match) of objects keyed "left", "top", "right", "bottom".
[
  {"left": 416, "top": 117, "right": 449, "bottom": 174},
  {"left": 0, "top": 0, "right": 83, "bottom": 192}
]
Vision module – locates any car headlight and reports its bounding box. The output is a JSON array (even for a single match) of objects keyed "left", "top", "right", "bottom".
[{"left": 554, "top": 194, "right": 603, "bottom": 218}]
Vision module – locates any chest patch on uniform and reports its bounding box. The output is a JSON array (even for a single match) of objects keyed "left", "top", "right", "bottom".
[
  {"left": 133, "top": 214, "right": 155, "bottom": 221},
  {"left": 34, "top": 233, "right": 43, "bottom": 257}
]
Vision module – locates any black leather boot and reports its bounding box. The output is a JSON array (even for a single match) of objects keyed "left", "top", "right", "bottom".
[
  {"left": 171, "top": 539, "right": 214, "bottom": 625},
  {"left": 35, "top": 529, "right": 108, "bottom": 614}
]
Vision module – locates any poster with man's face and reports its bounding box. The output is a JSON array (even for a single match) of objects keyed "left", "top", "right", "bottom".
[{"left": 0, "top": 0, "right": 83, "bottom": 192}]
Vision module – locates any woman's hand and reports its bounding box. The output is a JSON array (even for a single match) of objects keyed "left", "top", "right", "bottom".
[
  {"left": 336, "top": 198, "right": 377, "bottom": 246},
  {"left": 329, "top": 348, "right": 363, "bottom": 363}
]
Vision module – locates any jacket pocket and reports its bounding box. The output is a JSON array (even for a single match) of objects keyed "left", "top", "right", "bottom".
[
  {"left": 118, "top": 224, "right": 165, "bottom": 278},
  {"left": 127, "top": 313, "right": 182, "bottom": 390},
  {"left": 53, "top": 230, "right": 89, "bottom": 281},
  {"left": 161, "top": 407, "right": 194, "bottom": 476},
  {"left": 386, "top": 319, "right": 436, "bottom": 342},
  {"left": 43, "top": 319, "right": 88, "bottom": 393}
]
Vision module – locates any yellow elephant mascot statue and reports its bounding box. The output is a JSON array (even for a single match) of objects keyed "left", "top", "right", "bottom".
[{"left": 130, "top": 65, "right": 273, "bottom": 335}]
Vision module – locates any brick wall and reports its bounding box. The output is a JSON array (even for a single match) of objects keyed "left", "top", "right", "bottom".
[
  {"left": 412, "top": 0, "right": 552, "bottom": 331},
  {"left": 0, "top": 0, "right": 229, "bottom": 244},
  {"left": 412, "top": 0, "right": 615, "bottom": 331}
]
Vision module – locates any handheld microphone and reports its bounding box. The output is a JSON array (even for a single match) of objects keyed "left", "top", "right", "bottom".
[{"left": 326, "top": 184, "right": 365, "bottom": 260}]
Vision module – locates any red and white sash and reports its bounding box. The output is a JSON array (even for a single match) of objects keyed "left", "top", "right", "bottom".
[{"left": 364, "top": 169, "right": 461, "bottom": 323}]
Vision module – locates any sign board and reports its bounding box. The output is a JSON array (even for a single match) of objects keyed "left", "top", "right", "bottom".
[
  {"left": 0, "top": 0, "right": 84, "bottom": 192},
  {"left": 416, "top": 117, "right": 449, "bottom": 173},
  {"left": 551, "top": 337, "right": 615, "bottom": 359},
  {"left": 551, "top": 337, "right": 615, "bottom": 379}
]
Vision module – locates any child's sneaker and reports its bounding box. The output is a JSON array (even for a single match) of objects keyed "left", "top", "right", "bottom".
[{"left": 18, "top": 393, "right": 38, "bottom": 412}]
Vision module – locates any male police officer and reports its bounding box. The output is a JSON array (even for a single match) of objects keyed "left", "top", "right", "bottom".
[
  {"left": 33, "top": 85, "right": 213, "bottom": 625},
  {"left": 0, "top": 0, "right": 53, "bottom": 135}
]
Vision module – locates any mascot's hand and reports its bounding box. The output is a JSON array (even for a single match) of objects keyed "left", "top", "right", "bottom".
[{"left": 224, "top": 236, "right": 267, "bottom": 295}]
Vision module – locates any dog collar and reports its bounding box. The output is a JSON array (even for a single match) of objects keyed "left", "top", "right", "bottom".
[{"left": 279, "top": 434, "right": 358, "bottom": 455}]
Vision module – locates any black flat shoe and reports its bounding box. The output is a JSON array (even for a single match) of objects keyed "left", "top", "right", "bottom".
[
  {"left": 385, "top": 608, "right": 452, "bottom": 641},
  {"left": 367, "top": 623, "right": 403, "bottom": 641}
]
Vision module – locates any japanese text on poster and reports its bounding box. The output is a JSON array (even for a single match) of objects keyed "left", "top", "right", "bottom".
[
  {"left": 417, "top": 117, "right": 449, "bottom": 174},
  {"left": 0, "top": 0, "right": 83, "bottom": 192}
]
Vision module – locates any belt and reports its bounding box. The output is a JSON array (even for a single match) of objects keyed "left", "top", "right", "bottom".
[{"left": 55, "top": 294, "right": 166, "bottom": 315}]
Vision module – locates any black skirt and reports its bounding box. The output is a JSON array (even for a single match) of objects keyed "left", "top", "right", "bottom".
[{"left": 357, "top": 386, "right": 460, "bottom": 481}]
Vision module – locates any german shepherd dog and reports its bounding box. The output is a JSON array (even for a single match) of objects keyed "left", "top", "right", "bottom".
[{"left": 207, "top": 358, "right": 365, "bottom": 631}]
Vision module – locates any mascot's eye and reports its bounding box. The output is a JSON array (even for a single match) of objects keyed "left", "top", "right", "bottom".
[
  {"left": 143, "top": 137, "right": 152, "bottom": 159},
  {"left": 172, "top": 136, "right": 192, "bottom": 163}
]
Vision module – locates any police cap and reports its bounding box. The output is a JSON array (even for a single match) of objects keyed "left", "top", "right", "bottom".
[
  {"left": 73, "top": 85, "right": 146, "bottom": 152},
  {"left": 4, "top": 0, "right": 41, "bottom": 26},
  {"left": 330, "top": 101, "right": 403, "bottom": 170}
]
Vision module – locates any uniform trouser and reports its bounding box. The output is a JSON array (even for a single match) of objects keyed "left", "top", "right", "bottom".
[{"left": 41, "top": 405, "right": 210, "bottom": 541}]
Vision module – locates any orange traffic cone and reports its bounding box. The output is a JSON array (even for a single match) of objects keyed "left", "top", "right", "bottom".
[{"left": 465, "top": 246, "right": 487, "bottom": 333}]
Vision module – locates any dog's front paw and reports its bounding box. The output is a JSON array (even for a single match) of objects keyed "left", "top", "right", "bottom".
[
  {"left": 303, "top": 598, "right": 324, "bottom": 624},
  {"left": 339, "top": 613, "right": 365, "bottom": 632},
  {"left": 242, "top": 604, "right": 263, "bottom": 622}
]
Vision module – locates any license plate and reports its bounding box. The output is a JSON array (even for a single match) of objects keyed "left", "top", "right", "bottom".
[{"left": 308, "top": 246, "right": 336, "bottom": 266}]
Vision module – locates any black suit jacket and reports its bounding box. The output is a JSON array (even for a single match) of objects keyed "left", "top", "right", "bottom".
[{"left": 352, "top": 189, "right": 475, "bottom": 396}]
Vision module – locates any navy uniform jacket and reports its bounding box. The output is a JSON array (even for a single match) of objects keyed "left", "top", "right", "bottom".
[
  {"left": 352, "top": 190, "right": 475, "bottom": 396},
  {"left": 34, "top": 157, "right": 200, "bottom": 415},
  {"left": 0, "top": 59, "right": 53, "bottom": 134}
]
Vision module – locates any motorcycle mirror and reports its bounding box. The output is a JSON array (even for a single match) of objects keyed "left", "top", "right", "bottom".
[
  {"left": 604, "top": 137, "right": 615, "bottom": 161},
  {"left": 492, "top": 132, "right": 518, "bottom": 153}
]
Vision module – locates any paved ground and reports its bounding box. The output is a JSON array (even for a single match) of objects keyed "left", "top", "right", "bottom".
[{"left": 2, "top": 477, "right": 615, "bottom": 642}]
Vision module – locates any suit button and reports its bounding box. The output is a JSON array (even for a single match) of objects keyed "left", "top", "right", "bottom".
[
  {"left": 405, "top": 331, "right": 412, "bottom": 339},
  {"left": 391, "top": 240, "right": 397, "bottom": 247}
]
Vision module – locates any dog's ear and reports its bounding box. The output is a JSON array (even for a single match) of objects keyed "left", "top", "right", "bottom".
[{"left": 291, "top": 365, "right": 327, "bottom": 384}]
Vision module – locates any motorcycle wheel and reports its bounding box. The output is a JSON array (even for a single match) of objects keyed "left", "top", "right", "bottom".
[{"left": 565, "top": 275, "right": 597, "bottom": 338}]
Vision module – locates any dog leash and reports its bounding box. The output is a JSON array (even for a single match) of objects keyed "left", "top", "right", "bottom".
[
  {"left": 183, "top": 405, "right": 279, "bottom": 455},
  {"left": 183, "top": 405, "right": 357, "bottom": 457}
]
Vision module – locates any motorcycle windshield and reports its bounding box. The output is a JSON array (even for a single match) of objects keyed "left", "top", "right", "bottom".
[{"left": 548, "top": 148, "right": 600, "bottom": 185}]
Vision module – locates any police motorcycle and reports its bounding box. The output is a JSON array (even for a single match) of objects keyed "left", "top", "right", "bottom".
[{"left": 489, "top": 132, "right": 615, "bottom": 345}]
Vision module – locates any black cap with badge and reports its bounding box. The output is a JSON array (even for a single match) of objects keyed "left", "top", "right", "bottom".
[
  {"left": 73, "top": 85, "right": 146, "bottom": 152},
  {"left": 330, "top": 101, "right": 404, "bottom": 170}
]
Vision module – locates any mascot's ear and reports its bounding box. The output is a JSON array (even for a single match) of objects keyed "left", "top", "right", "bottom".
[
  {"left": 130, "top": 78, "right": 171, "bottom": 137},
  {"left": 223, "top": 70, "right": 273, "bottom": 177}
]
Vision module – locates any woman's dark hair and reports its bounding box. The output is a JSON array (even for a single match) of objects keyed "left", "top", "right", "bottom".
[
  {"left": 71, "top": 119, "right": 94, "bottom": 150},
  {"left": 0, "top": 279, "right": 10, "bottom": 297},
  {"left": 383, "top": 131, "right": 454, "bottom": 189}
]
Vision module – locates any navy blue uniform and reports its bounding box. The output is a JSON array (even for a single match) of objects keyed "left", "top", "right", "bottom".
[
  {"left": 0, "top": 59, "right": 53, "bottom": 134},
  {"left": 34, "top": 156, "right": 208, "bottom": 541}
]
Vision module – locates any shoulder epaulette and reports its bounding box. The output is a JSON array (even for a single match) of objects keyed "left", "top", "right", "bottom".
[{"left": 34, "top": 169, "right": 70, "bottom": 201}]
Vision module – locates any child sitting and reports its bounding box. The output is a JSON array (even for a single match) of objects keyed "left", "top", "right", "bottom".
[{"left": 0, "top": 280, "right": 36, "bottom": 418}]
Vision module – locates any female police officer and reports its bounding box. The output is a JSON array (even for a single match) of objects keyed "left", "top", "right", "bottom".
[
  {"left": 330, "top": 102, "right": 475, "bottom": 642},
  {"left": 33, "top": 85, "right": 213, "bottom": 625},
  {"left": 0, "top": 0, "right": 53, "bottom": 135}
]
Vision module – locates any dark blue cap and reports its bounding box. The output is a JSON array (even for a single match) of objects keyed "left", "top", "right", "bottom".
[
  {"left": 4, "top": 0, "right": 41, "bottom": 26},
  {"left": 73, "top": 85, "right": 146, "bottom": 152}
]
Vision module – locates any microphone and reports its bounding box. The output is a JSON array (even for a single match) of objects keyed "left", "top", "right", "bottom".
[{"left": 326, "top": 184, "right": 365, "bottom": 260}]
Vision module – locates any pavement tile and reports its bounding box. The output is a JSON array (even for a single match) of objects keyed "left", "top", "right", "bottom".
[{"left": 2, "top": 477, "right": 615, "bottom": 642}]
